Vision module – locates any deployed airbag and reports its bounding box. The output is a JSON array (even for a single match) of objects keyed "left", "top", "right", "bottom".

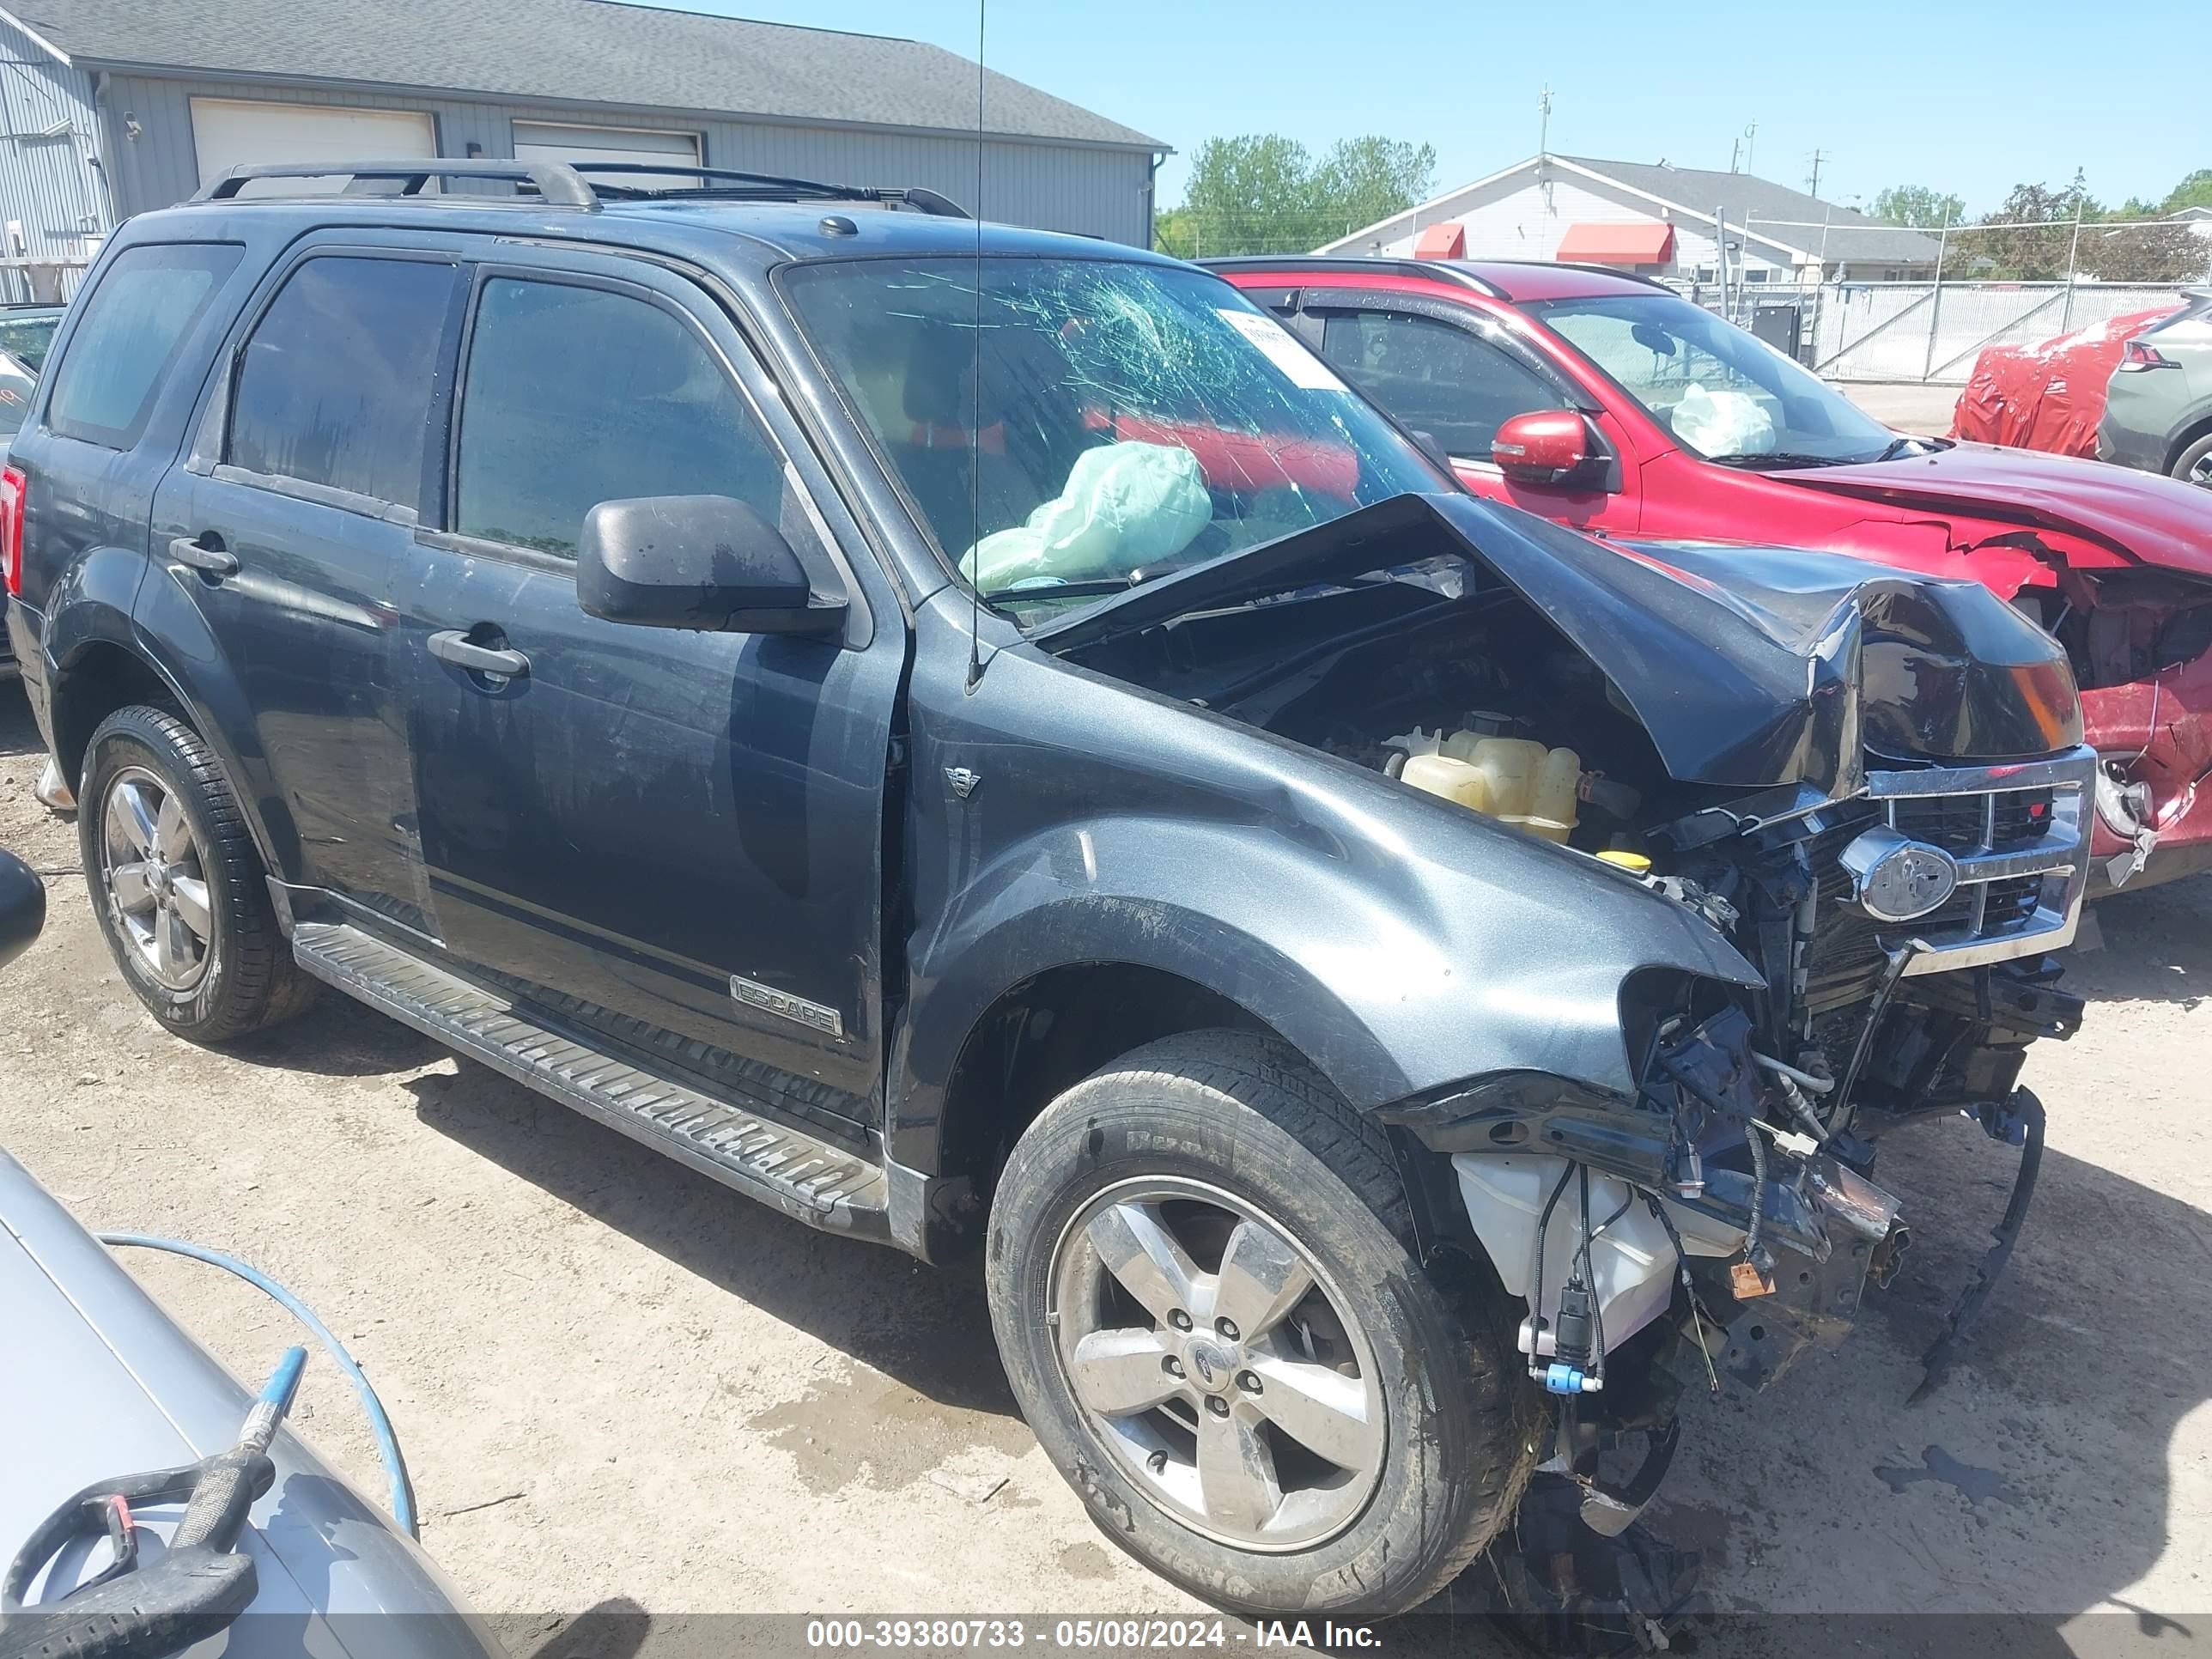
[
  {"left": 961, "top": 441, "right": 1211, "bottom": 590},
  {"left": 1671, "top": 383, "right": 1776, "bottom": 457}
]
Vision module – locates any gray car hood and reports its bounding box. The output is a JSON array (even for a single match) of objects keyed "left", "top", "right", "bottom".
[{"left": 0, "top": 1151, "right": 495, "bottom": 1657}]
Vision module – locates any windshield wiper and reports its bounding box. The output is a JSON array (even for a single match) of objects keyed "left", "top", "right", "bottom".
[
  {"left": 978, "top": 578, "right": 1139, "bottom": 605},
  {"left": 1703, "top": 450, "right": 1846, "bottom": 471}
]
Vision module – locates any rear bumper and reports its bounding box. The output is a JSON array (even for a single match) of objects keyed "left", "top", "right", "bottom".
[
  {"left": 4, "top": 594, "right": 51, "bottom": 738},
  {"left": 2094, "top": 410, "right": 2169, "bottom": 474}
]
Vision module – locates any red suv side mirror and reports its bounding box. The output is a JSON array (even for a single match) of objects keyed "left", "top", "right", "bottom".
[{"left": 1492, "top": 410, "right": 1590, "bottom": 483}]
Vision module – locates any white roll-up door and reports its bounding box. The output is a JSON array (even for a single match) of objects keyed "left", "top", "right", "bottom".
[
  {"left": 510, "top": 123, "right": 702, "bottom": 192},
  {"left": 191, "top": 99, "right": 437, "bottom": 195}
]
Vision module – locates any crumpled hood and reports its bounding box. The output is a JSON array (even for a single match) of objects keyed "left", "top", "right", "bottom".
[
  {"left": 1037, "top": 493, "right": 2081, "bottom": 794},
  {"left": 1782, "top": 442, "right": 2212, "bottom": 577}
]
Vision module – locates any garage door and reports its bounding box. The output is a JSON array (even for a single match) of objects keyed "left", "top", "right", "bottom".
[
  {"left": 191, "top": 99, "right": 436, "bottom": 195},
  {"left": 511, "top": 123, "right": 702, "bottom": 192}
]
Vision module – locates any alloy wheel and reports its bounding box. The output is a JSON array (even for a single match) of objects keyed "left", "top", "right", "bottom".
[
  {"left": 1049, "top": 1176, "right": 1388, "bottom": 1552},
  {"left": 2190, "top": 451, "right": 2212, "bottom": 489},
  {"left": 99, "top": 766, "right": 215, "bottom": 991}
]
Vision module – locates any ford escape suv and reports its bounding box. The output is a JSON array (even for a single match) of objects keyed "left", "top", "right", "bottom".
[{"left": 4, "top": 161, "right": 2094, "bottom": 1620}]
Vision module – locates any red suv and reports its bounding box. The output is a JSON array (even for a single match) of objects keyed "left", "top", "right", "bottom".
[{"left": 1206, "top": 255, "right": 2212, "bottom": 891}]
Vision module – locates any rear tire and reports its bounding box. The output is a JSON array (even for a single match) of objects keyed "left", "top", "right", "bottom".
[
  {"left": 79, "top": 704, "right": 315, "bottom": 1042},
  {"left": 986, "top": 1030, "right": 1538, "bottom": 1620},
  {"left": 2173, "top": 431, "right": 2212, "bottom": 490}
]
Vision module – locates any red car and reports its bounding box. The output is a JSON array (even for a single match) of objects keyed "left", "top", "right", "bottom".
[{"left": 1206, "top": 255, "right": 2212, "bottom": 890}]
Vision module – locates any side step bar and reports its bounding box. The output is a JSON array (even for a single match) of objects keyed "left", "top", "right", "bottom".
[{"left": 291, "top": 921, "right": 890, "bottom": 1236}]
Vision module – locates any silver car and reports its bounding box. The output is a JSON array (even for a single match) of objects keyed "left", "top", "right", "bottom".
[
  {"left": 0, "top": 852, "right": 494, "bottom": 1659},
  {"left": 2101, "top": 286, "right": 2212, "bottom": 487}
]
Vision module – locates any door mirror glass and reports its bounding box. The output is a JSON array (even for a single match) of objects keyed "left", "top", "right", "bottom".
[
  {"left": 0, "top": 848, "right": 45, "bottom": 973},
  {"left": 1492, "top": 410, "right": 1592, "bottom": 483},
  {"left": 576, "top": 495, "right": 846, "bottom": 635}
]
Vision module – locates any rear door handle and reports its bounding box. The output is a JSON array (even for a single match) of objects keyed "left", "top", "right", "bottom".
[
  {"left": 167, "top": 535, "right": 238, "bottom": 578},
  {"left": 428, "top": 629, "right": 531, "bottom": 679}
]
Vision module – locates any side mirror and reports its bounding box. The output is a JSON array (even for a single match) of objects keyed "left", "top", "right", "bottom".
[
  {"left": 0, "top": 848, "right": 45, "bottom": 974},
  {"left": 1492, "top": 410, "right": 1592, "bottom": 483},
  {"left": 577, "top": 495, "right": 847, "bottom": 635}
]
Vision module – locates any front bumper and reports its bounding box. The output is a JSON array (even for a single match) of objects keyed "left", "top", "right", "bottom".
[{"left": 2080, "top": 642, "right": 2212, "bottom": 889}]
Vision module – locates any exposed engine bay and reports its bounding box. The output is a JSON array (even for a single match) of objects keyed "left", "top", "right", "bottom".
[{"left": 1054, "top": 493, "right": 2095, "bottom": 1535}]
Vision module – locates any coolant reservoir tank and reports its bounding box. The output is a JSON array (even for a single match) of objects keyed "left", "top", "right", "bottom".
[
  {"left": 1462, "top": 737, "right": 1548, "bottom": 816},
  {"left": 1516, "top": 745, "right": 1582, "bottom": 845},
  {"left": 1400, "top": 753, "right": 1497, "bottom": 814}
]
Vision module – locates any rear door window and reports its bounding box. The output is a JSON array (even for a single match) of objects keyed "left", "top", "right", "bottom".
[
  {"left": 452, "top": 276, "right": 793, "bottom": 556},
  {"left": 1316, "top": 308, "right": 1566, "bottom": 459},
  {"left": 227, "top": 254, "right": 459, "bottom": 514},
  {"left": 45, "top": 243, "right": 243, "bottom": 449}
]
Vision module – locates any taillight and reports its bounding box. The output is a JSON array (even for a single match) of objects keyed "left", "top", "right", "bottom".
[
  {"left": 0, "top": 465, "right": 22, "bottom": 599},
  {"left": 2119, "top": 340, "right": 2176, "bottom": 371}
]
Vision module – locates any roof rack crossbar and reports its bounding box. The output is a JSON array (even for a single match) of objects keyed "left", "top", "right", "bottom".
[{"left": 193, "top": 159, "right": 598, "bottom": 210}]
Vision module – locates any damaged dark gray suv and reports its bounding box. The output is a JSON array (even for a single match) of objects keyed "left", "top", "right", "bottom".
[{"left": 3, "top": 161, "right": 2094, "bottom": 1620}]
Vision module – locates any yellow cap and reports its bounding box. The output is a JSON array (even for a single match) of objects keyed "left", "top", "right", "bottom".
[{"left": 1596, "top": 849, "right": 1654, "bottom": 873}]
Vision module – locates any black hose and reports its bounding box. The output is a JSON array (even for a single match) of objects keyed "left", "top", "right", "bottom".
[
  {"left": 1741, "top": 1121, "right": 1769, "bottom": 1267},
  {"left": 1528, "top": 1161, "right": 1575, "bottom": 1365}
]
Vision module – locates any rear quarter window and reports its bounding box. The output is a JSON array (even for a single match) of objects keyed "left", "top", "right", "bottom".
[{"left": 44, "top": 243, "right": 244, "bottom": 450}]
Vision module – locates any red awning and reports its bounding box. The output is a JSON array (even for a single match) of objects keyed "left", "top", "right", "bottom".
[
  {"left": 1413, "top": 221, "right": 1467, "bottom": 258},
  {"left": 1555, "top": 221, "right": 1676, "bottom": 266}
]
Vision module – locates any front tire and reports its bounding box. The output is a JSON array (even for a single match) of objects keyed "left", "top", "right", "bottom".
[
  {"left": 79, "top": 704, "right": 315, "bottom": 1042},
  {"left": 986, "top": 1030, "right": 1538, "bottom": 1619}
]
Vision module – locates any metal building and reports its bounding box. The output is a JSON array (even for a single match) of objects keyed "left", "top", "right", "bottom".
[{"left": 0, "top": 0, "right": 1165, "bottom": 297}]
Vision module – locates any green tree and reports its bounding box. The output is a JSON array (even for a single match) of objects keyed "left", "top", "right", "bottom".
[
  {"left": 2086, "top": 222, "right": 2211, "bottom": 283},
  {"left": 2160, "top": 168, "right": 2212, "bottom": 216},
  {"left": 1956, "top": 181, "right": 2100, "bottom": 279},
  {"left": 1157, "top": 132, "right": 1436, "bottom": 258},
  {"left": 1178, "top": 134, "right": 1320, "bottom": 256},
  {"left": 1870, "top": 185, "right": 1965, "bottom": 228},
  {"left": 1310, "top": 137, "right": 1437, "bottom": 241}
]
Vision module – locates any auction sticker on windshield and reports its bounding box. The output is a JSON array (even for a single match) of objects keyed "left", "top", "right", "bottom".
[{"left": 1214, "top": 307, "right": 1349, "bottom": 393}]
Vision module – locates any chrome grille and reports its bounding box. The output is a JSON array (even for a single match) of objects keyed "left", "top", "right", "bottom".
[{"left": 1802, "top": 746, "right": 2095, "bottom": 1012}]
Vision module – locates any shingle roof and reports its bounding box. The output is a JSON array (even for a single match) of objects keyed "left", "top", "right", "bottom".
[
  {"left": 1559, "top": 155, "right": 1945, "bottom": 263},
  {"left": 21, "top": 0, "right": 1164, "bottom": 150}
]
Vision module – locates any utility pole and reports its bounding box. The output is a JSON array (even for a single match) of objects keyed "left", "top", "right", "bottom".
[
  {"left": 1538, "top": 85, "right": 1554, "bottom": 216},
  {"left": 1806, "top": 149, "right": 1828, "bottom": 198}
]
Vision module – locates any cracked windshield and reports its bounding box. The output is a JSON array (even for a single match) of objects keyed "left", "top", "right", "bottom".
[{"left": 783, "top": 258, "right": 1444, "bottom": 622}]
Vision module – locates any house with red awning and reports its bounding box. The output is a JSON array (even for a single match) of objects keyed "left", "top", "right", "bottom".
[{"left": 1319, "top": 154, "right": 1942, "bottom": 286}]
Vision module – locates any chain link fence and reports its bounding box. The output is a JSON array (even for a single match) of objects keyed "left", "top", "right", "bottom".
[
  {"left": 1686, "top": 278, "right": 2190, "bottom": 383},
  {"left": 1675, "top": 210, "right": 2210, "bottom": 384}
]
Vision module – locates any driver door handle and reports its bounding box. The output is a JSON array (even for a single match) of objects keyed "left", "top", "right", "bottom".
[
  {"left": 167, "top": 535, "right": 238, "bottom": 578},
  {"left": 428, "top": 629, "right": 531, "bottom": 679}
]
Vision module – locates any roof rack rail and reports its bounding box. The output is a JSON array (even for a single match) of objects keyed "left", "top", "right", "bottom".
[
  {"left": 189, "top": 158, "right": 971, "bottom": 220},
  {"left": 565, "top": 161, "right": 969, "bottom": 217},
  {"left": 193, "top": 159, "right": 599, "bottom": 210}
]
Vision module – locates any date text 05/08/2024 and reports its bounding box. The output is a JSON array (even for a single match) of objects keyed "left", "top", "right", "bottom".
[{"left": 802, "top": 1619, "right": 1384, "bottom": 1649}]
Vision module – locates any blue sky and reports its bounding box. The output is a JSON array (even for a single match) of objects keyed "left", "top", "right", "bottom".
[{"left": 650, "top": 0, "right": 2199, "bottom": 217}]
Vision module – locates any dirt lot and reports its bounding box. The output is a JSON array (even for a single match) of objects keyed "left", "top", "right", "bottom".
[{"left": 4, "top": 682, "right": 2211, "bottom": 1650}]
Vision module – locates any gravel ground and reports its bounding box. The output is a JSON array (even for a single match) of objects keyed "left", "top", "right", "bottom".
[{"left": 4, "top": 682, "right": 2209, "bottom": 1652}]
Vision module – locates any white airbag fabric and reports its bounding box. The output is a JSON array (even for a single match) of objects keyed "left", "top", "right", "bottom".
[
  {"left": 1672, "top": 382, "right": 1776, "bottom": 456},
  {"left": 961, "top": 441, "right": 1211, "bottom": 591}
]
